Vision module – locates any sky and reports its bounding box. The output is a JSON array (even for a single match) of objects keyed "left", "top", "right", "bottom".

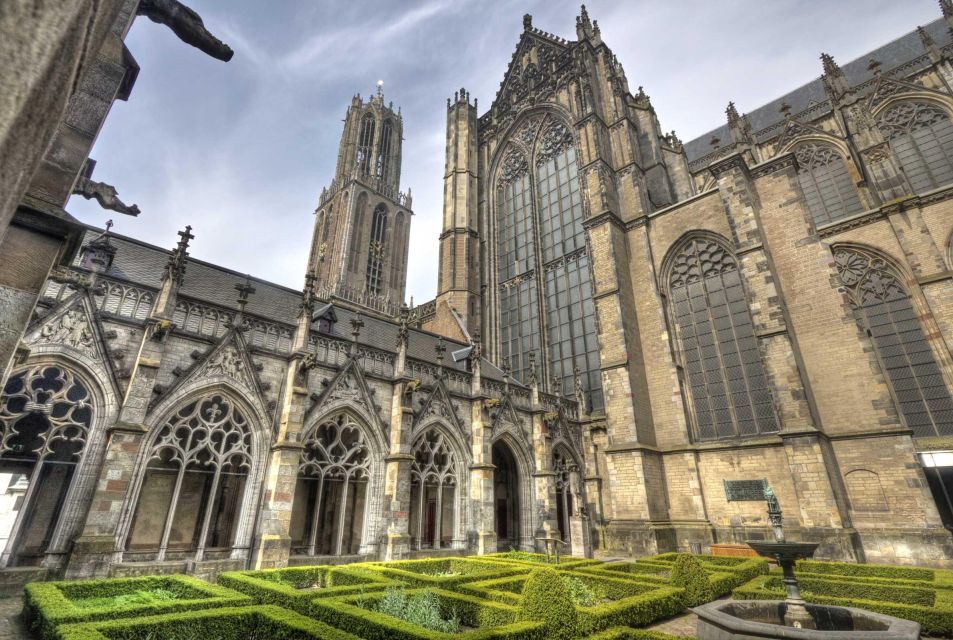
[{"left": 68, "top": 0, "right": 943, "bottom": 302}]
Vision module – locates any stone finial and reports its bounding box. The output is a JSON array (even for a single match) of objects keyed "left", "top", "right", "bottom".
[
  {"left": 165, "top": 225, "right": 193, "bottom": 285},
  {"left": 396, "top": 303, "right": 410, "bottom": 349},
  {"left": 918, "top": 25, "right": 943, "bottom": 62},
  {"left": 235, "top": 275, "right": 256, "bottom": 312},
  {"left": 820, "top": 52, "right": 840, "bottom": 76},
  {"left": 820, "top": 52, "right": 850, "bottom": 101},
  {"left": 573, "top": 365, "right": 586, "bottom": 410},
  {"left": 576, "top": 4, "right": 593, "bottom": 39},
  {"left": 528, "top": 351, "right": 538, "bottom": 386},
  {"left": 435, "top": 336, "right": 446, "bottom": 365},
  {"left": 300, "top": 271, "right": 317, "bottom": 317},
  {"left": 523, "top": 13, "right": 532, "bottom": 30},
  {"left": 551, "top": 374, "right": 562, "bottom": 396},
  {"left": 350, "top": 312, "right": 364, "bottom": 355},
  {"left": 867, "top": 58, "right": 882, "bottom": 75},
  {"left": 709, "top": 136, "right": 721, "bottom": 149},
  {"left": 726, "top": 101, "right": 740, "bottom": 125},
  {"left": 779, "top": 102, "right": 793, "bottom": 118},
  {"left": 941, "top": 0, "right": 953, "bottom": 18},
  {"left": 501, "top": 357, "right": 511, "bottom": 379}
]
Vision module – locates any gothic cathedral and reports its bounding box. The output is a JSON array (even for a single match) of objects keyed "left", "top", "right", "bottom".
[{"left": 2, "top": 4, "right": 953, "bottom": 583}]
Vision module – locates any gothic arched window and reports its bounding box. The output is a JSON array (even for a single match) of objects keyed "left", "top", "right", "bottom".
[
  {"left": 356, "top": 116, "right": 375, "bottom": 175},
  {"left": 794, "top": 142, "right": 864, "bottom": 227},
  {"left": 833, "top": 247, "right": 953, "bottom": 437},
  {"left": 668, "top": 238, "right": 779, "bottom": 440},
  {"left": 494, "top": 117, "right": 603, "bottom": 410},
  {"left": 348, "top": 193, "right": 368, "bottom": 274},
  {"left": 322, "top": 205, "right": 332, "bottom": 244},
  {"left": 377, "top": 119, "right": 393, "bottom": 180},
  {"left": 390, "top": 212, "right": 405, "bottom": 290},
  {"left": 290, "top": 413, "right": 371, "bottom": 556},
  {"left": 409, "top": 430, "right": 457, "bottom": 550},
  {"left": 365, "top": 204, "right": 388, "bottom": 296},
  {"left": 0, "top": 365, "right": 92, "bottom": 566},
  {"left": 878, "top": 101, "right": 953, "bottom": 193},
  {"left": 125, "top": 394, "right": 252, "bottom": 561}
]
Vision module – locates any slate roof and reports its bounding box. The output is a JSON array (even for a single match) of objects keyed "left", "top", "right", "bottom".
[
  {"left": 683, "top": 19, "right": 951, "bottom": 164},
  {"left": 73, "top": 226, "right": 507, "bottom": 380}
]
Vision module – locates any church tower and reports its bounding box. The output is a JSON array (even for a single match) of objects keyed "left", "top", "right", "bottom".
[{"left": 309, "top": 84, "right": 412, "bottom": 316}]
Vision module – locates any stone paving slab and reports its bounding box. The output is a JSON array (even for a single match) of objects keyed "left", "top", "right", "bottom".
[{"left": 0, "top": 598, "right": 28, "bottom": 640}]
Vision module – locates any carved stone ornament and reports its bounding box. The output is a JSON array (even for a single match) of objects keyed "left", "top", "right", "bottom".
[
  {"left": 878, "top": 101, "right": 950, "bottom": 141},
  {"left": 200, "top": 345, "right": 253, "bottom": 389},
  {"left": 536, "top": 122, "right": 574, "bottom": 166},
  {"left": 149, "top": 394, "right": 251, "bottom": 471},
  {"left": 35, "top": 308, "right": 96, "bottom": 358},
  {"left": 500, "top": 147, "right": 528, "bottom": 184},
  {"left": 794, "top": 142, "right": 844, "bottom": 169},
  {"left": 328, "top": 371, "right": 367, "bottom": 409},
  {"left": 669, "top": 239, "right": 737, "bottom": 289}
]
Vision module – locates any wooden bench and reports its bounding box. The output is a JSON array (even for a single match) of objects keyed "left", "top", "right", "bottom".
[{"left": 710, "top": 543, "right": 759, "bottom": 558}]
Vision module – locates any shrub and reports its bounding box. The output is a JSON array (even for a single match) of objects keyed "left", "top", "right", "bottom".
[
  {"left": 23, "top": 575, "right": 250, "bottom": 640},
  {"left": 517, "top": 568, "right": 578, "bottom": 640},
  {"left": 54, "top": 605, "right": 359, "bottom": 640},
  {"left": 563, "top": 575, "right": 606, "bottom": 607},
  {"left": 669, "top": 554, "right": 710, "bottom": 607},
  {"left": 360, "top": 557, "right": 531, "bottom": 591}
]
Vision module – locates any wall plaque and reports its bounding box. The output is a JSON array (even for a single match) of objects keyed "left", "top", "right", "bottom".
[{"left": 724, "top": 479, "right": 768, "bottom": 502}]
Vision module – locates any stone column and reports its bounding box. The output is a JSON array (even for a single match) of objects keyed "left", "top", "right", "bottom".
[
  {"left": 381, "top": 379, "right": 415, "bottom": 560},
  {"left": 469, "top": 342, "right": 496, "bottom": 554}
]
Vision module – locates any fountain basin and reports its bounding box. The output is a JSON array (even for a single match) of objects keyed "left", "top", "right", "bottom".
[
  {"left": 694, "top": 600, "right": 920, "bottom": 640},
  {"left": 746, "top": 541, "right": 819, "bottom": 561}
]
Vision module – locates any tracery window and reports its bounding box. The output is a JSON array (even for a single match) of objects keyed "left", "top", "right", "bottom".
[
  {"left": 0, "top": 365, "right": 92, "bottom": 566},
  {"left": 290, "top": 413, "right": 370, "bottom": 556},
  {"left": 494, "top": 118, "right": 603, "bottom": 410},
  {"left": 794, "top": 143, "right": 864, "bottom": 227},
  {"left": 878, "top": 102, "right": 953, "bottom": 193},
  {"left": 553, "top": 449, "right": 574, "bottom": 542},
  {"left": 833, "top": 247, "right": 953, "bottom": 437},
  {"left": 125, "top": 394, "right": 252, "bottom": 561},
  {"left": 377, "top": 119, "right": 393, "bottom": 180},
  {"left": 668, "top": 238, "right": 779, "bottom": 440},
  {"left": 409, "top": 430, "right": 457, "bottom": 549},
  {"left": 322, "top": 205, "right": 332, "bottom": 244},
  {"left": 365, "top": 204, "right": 388, "bottom": 295},
  {"left": 356, "top": 116, "right": 375, "bottom": 175}
]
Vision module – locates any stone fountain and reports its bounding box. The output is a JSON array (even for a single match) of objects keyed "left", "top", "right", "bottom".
[{"left": 693, "top": 486, "right": 921, "bottom": 639}]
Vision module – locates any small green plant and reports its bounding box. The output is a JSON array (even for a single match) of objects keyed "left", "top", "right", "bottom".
[
  {"left": 562, "top": 575, "right": 606, "bottom": 607},
  {"left": 517, "top": 567, "right": 578, "bottom": 639},
  {"left": 372, "top": 586, "right": 460, "bottom": 633},
  {"left": 75, "top": 588, "right": 180, "bottom": 609},
  {"left": 670, "top": 553, "right": 711, "bottom": 606}
]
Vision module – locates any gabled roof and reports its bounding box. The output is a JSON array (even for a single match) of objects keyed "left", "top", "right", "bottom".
[{"left": 684, "top": 19, "right": 952, "bottom": 165}]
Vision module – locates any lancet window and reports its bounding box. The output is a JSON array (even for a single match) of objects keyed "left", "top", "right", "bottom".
[
  {"left": 365, "top": 204, "right": 388, "bottom": 296},
  {"left": 348, "top": 193, "right": 368, "bottom": 274},
  {"left": 793, "top": 143, "right": 864, "bottom": 227},
  {"left": 409, "top": 430, "right": 457, "bottom": 550},
  {"left": 377, "top": 119, "right": 393, "bottom": 180},
  {"left": 125, "top": 394, "right": 252, "bottom": 561},
  {"left": 290, "top": 413, "right": 371, "bottom": 556},
  {"left": 0, "top": 365, "right": 92, "bottom": 566},
  {"left": 390, "top": 212, "right": 405, "bottom": 290},
  {"left": 667, "top": 238, "right": 779, "bottom": 441},
  {"left": 833, "top": 247, "right": 953, "bottom": 437},
  {"left": 356, "top": 115, "right": 375, "bottom": 175},
  {"left": 878, "top": 101, "right": 953, "bottom": 193},
  {"left": 494, "top": 117, "right": 603, "bottom": 410}
]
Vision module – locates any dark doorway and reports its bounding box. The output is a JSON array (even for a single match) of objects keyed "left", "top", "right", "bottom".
[{"left": 492, "top": 441, "right": 520, "bottom": 549}]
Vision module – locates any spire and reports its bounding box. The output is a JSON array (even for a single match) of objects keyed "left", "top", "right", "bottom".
[
  {"left": 164, "top": 225, "right": 193, "bottom": 286},
  {"left": 350, "top": 312, "right": 364, "bottom": 356},
  {"left": 576, "top": 4, "right": 594, "bottom": 40},
  {"left": 726, "top": 101, "right": 740, "bottom": 125},
  {"left": 726, "top": 101, "right": 753, "bottom": 145},
  {"left": 820, "top": 52, "right": 850, "bottom": 101},
  {"left": 235, "top": 275, "right": 255, "bottom": 313},
  {"left": 918, "top": 25, "right": 943, "bottom": 63}
]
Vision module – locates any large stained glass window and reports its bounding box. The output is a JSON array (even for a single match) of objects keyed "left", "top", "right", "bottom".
[
  {"left": 494, "top": 116, "right": 603, "bottom": 411},
  {"left": 668, "top": 238, "right": 779, "bottom": 440},
  {"left": 793, "top": 142, "right": 864, "bottom": 227},
  {"left": 878, "top": 101, "right": 953, "bottom": 194}
]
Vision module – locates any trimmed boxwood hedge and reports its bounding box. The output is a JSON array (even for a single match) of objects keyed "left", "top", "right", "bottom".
[
  {"left": 218, "top": 564, "right": 397, "bottom": 614},
  {"left": 458, "top": 567, "right": 685, "bottom": 635},
  {"left": 309, "top": 587, "right": 547, "bottom": 639},
  {"left": 482, "top": 552, "right": 604, "bottom": 571},
  {"left": 357, "top": 557, "right": 531, "bottom": 591},
  {"left": 794, "top": 559, "right": 953, "bottom": 585},
  {"left": 54, "top": 604, "right": 360, "bottom": 640},
  {"left": 734, "top": 573, "right": 953, "bottom": 637},
  {"left": 24, "top": 574, "right": 251, "bottom": 640},
  {"left": 587, "top": 628, "right": 693, "bottom": 640}
]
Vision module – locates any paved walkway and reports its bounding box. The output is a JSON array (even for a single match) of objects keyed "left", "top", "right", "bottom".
[
  {"left": 646, "top": 609, "right": 698, "bottom": 637},
  {"left": 0, "top": 598, "right": 29, "bottom": 640}
]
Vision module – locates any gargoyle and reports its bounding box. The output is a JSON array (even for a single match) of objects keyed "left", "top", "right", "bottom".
[
  {"left": 72, "top": 176, "right": 140, "bottom": 216},
  {"left": 138, "top": 0, "right": 234, "bottom": 62}
]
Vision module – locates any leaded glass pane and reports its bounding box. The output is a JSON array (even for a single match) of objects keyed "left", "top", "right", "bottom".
[
  {"left": 669, "top": 239, "right": 779, "bottom": 440},
  {"left": 833, "top": 248, "right": 953, "bottom": 437},
  {"left": 878, "top": 102, "right": 953, "bottom": 193},
  {"left": 794, "top": 143, "right": 864, "bottom": 227}
]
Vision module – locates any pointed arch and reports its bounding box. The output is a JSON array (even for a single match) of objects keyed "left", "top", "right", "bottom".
[
  {"left": 377, "top": 118, "right": 394, "bottom": 180},
  {"left": 390, "top": 211, "right": 406, "bottom": 291},
  {"left": 790, "top": 140, "right": 864, "bottom": 227},
  {"left": 349, "top": 192, "right": 369, "bottom": 274},
  {"left": 408, "top": 421, "right": 470, "bottom": 550},
  {"left": 365, "top": 203, "right": 388, "bottom": 295},
  {"left": 831, "top": 243, "right": 953, "bottom": 438},
  {"left": 491, "top": 429, "right": 536, "bottom": 550},
  {"left": 119, "top": 386, "right": 265, "bottom": 563},
  {"left": 290, "top": 407, "right": 384, "bottom": 557},
  {"left": 661, "top": 232, "right": 780, "bottom": 441},
  {"left": 875, "top": 98, "right": 953, "bottom": 194},
  {"left": 356, "top": 114, "right": 376, "bottom": 175},
  {"left": 0, "top": 358, "right": 115, "bottom": 567}
]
